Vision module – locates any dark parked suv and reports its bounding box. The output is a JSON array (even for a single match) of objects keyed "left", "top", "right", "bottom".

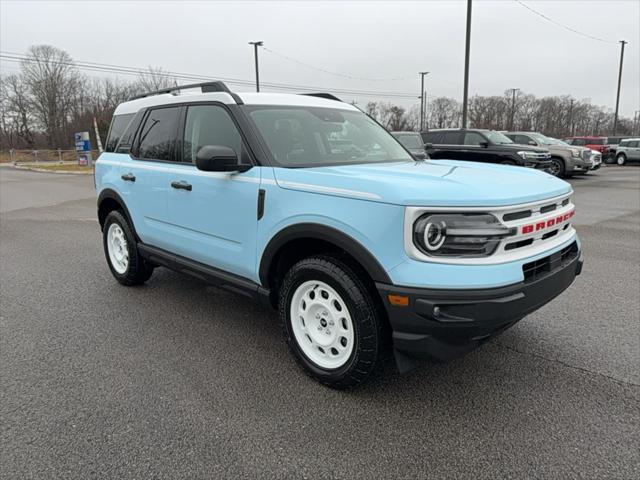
[{"left": 422, "top": 129, "right": 552, "bottom": 169}]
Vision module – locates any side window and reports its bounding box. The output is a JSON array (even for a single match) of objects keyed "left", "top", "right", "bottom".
[
  {"left": 422, "top": 132, "right": 442, "bottom": 144},
  {"left": 183, "top": 105, "right": 244, "bottom": 164},
  {"left": 572, "top": 138, "right": 586, "bottom": 146},
  {"left": 105, "top": 114, "right": 134, "bottom": 152},
  {"left": 619, "top": 141, "right": 629, "bottom": 148},
  {"left": 629, "top": 141, "right": 638, "bottom": 148},
  {"left": 514, "top": 135, "right": 533, "bottom": 145},
  {"left": 463, "top": 132, "right": 486, "bottom": 145},
  {"left": 441, "top": 131, "right": 461, "bottom": 144},
  {"left": 137, "top": 107, "right": 181, "bottom": 161}
]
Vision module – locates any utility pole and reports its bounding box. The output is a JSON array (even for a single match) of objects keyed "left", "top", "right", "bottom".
[
  {"left": 568, "top": 99, "right": 574, "bottom": 137},
  {"left": 613, "top": 40, "right": 627, "bottom": 135},
  {"left": 635, "top": 110, "right": 640, "bottom": 135},
  {"left": 508, "top": 88, "right": 520, "bottom": 131},
  {"left": 419, "top": 71, "right": 429, "bottom": 132},
  {"left": 461, "top": 0, "right": 472, "bottom": 129},
  {"left": 248, "top": 41, "right": 263, "bottom": 92}
]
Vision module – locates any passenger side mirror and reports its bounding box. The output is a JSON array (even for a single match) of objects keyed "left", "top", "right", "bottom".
[
  {"left": 479, "top": 141, "right": 489, "bottom": 148},
  {"left": 195, "top": 145, "right": 251, "bottom": 173},
  {"left": 528, "top": 140, "right": 537, "bottom": 146}
]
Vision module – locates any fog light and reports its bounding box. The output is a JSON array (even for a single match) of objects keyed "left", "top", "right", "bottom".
[{"left": 433, "top": 306, "right": 441, "bottom": 318}]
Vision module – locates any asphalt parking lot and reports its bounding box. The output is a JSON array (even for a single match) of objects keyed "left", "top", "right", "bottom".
[{"left": 1, "top": 165, "right": 638, "bottom": 479}]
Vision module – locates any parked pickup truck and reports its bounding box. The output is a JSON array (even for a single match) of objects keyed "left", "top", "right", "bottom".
[
  {"left": 96, "top": 82, "right": 583, "bottom": 388},
  {"left": 422, "top": 128, "right": 552, "bottom": 170},
  {"left": 564, "top": 136, "right": 610, "bottom": 160},
  {"left": 504, "top": 131, "right": 593, "bottom": 177}
]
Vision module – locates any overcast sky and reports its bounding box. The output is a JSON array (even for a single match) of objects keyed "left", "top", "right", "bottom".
[{"left": 1, "top": 0, "right": 638, "bottom": 117}]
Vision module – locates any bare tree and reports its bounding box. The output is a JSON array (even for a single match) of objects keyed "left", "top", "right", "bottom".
[
  {"left": 137, "top": 66, "right": 177, "bottom": 92},
  {"left": 20, "top": 45, "right": 83, "bottom": 147}
]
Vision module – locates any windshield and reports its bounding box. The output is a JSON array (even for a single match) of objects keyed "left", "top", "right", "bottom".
[
  {"left": 395, "top": 134, "right": 423, "bottom": 149},
  {"left": 485, "top": 131, "right": 513, "bottom": 144},
  {"left": 247, "top": 106, "right": 413, "bottom": 167},
  {"left": 529, "top": 133, "right": 555, "bottom": 145},
  {"left": 546, "top": 137, "right": 569, "bottom": 146}
]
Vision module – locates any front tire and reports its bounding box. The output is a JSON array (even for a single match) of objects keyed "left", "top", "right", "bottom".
[
  {"left": 616, "top": 154, "right": 627, "bottom": 165},
  {"left": 103, "top": 210, "right": 154, "bottom": 286},
  {"left": 279, "top": 255, "right": 387, "bottom": 389},
  {"left": 549, "top": 158, "right": 566, "bottom": 177}
]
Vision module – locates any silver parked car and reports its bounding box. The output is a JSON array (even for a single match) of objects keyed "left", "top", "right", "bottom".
[
  {"left": 505, "top": 132, "right": 592, "bottom": 177},
  {"left": 614, "top": 138, "right": 640, "bottom": 165}
]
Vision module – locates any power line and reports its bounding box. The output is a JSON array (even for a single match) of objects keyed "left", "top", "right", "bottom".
[
  {"left": 514, "top": 0, "right": 617, "bottom": 44},
  {"left": 262, "top": 46, "right": 413, "bottom": 82},
  {"left": 0, "top": 51, "right": 424, "bottom": 100}
]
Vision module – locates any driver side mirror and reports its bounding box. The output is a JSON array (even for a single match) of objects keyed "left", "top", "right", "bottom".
[
  {"left": 195, "top": 145, "right": 252, "bottom": 173},
  {"left": 479, "top": 141, "right": 489, "bottom": 148},
  {"left": 424, "top": 143, "right": 434, "bottom": 150},
  {"left": 528, "top": 140, "right": 537, "bottom": 146}
]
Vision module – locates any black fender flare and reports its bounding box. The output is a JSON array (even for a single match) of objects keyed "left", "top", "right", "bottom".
[
  {"left": 97, "top": 189, "right": 136, "bottom": 234},
  {"left": 258, "top": 223, "right": 392, "bottom": 287}
]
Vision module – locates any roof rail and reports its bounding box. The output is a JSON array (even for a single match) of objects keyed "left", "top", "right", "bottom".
[
  {"left": 129, "top": 81, "right": 243, "bottom": 104},
  {"left": 300, "top": 93, "right": 343, "bottom": 102}
]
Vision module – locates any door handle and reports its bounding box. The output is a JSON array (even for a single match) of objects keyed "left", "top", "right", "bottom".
[
  {"left": 171, "top": 180, "right": 192, "bottom": 191},
  {"left": 121, "top": 173, "right": 136, "bottom": 182}
]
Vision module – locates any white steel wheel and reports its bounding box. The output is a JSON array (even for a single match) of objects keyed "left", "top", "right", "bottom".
[
  {"left": 289, "top": 280, "right": 355, "bottom": 370},
  {"left": 106, "top": 223, "right": 129, "bottom": 274}
]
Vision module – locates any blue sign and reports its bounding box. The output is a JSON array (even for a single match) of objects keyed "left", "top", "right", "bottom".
[{"left": 75, "top": 132, "right": 91, "bottom": 152}]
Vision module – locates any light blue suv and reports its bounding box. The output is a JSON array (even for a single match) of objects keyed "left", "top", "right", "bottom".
[{"left": 96, "top": 82, "right": 583, "bottom": 388}]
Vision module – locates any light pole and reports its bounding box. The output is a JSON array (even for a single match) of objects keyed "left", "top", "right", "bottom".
[
  {"left": 249, "top": 41, "right": 263, "bottom": 92},
  {"left": 613, "top": 40, "right": 627, "bottom": 135},
  {"left": 508, "top": 88, "right": 520, "bottom": 131},
  {"left": 419, "top": 71, "right": 429, "bottom": 132},
  {"left": 461, "top": 0, "right": 472, "bottom": 129}
]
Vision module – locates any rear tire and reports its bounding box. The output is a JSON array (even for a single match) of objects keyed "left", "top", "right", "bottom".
[
  {"left": 103, "top": 210, "right": 154, "bottom": 286},
  {"left": 616, "top": 154, "right": 627, "bottom": 165},
  {"left": 278, "top": 255, "right": 387, "bottom": 389}
]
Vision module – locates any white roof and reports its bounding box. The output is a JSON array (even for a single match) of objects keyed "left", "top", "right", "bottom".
[{"left": 113, "top": 89, "right": 359, "bottom": 115}]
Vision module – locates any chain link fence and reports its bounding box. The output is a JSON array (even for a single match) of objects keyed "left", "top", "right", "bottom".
[{"left": 0, "top": 149, "right": 101, "bottom": 164}]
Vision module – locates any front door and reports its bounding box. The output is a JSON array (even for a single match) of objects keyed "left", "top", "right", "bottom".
[{"left": 165, "top": 104, "right": 261, "bottom": 281}]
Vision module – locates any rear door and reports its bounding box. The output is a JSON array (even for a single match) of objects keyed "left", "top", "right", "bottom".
[
  {"left": 628, "top": 141, "right": 640, "bottom": 160},
  {"left": 120, "top": 106, "right": 181, "bottom": 248},
  {"left": 165, "top": 103, "right": 261, "bottom": 280},
  {"left": 429, "top": 131, "right": 463, "bottom": 159}
]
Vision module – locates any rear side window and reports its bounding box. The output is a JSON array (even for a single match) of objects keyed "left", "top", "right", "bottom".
[
  {"left": 441, "top": 131, "right": 461, "bottom": 144},
  {"left": 183, "top": 105, "right": 243, "bottom": 163},
  {"left": 137, "top": 107, "right": 181, "bottom": 161},
  {"left": 105, "top": 114, "right": 134, "bottom": 152},
  {"left": 422, "top": 132, "right": 442, "bottom": 144}
]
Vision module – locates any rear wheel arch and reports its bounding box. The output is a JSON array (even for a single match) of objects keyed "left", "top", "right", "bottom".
[{"left": 97, "top": 189, "right": 135, "bottom": 234}]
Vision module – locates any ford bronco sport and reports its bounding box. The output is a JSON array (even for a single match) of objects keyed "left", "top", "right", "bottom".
[{"left": 96, "top": 82, "right": 583, "bottom": 389}]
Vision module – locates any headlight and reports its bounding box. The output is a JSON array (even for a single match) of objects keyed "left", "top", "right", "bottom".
[
  {"left": 517, "top": 151, "right": 528, "bottom": 160},
  {"left": 570, "top": 148, "right": 581, "bottom": 157},
  {"left": 413, "top": 213, "right": 515, "bottom": 257}
]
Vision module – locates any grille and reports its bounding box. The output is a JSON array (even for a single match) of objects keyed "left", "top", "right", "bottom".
[
  {"left": 522, "top": 241, "right": 578, "bottom": 282},
  {"left": 581, "top": 150, "right": 591, "bottom": 161}
]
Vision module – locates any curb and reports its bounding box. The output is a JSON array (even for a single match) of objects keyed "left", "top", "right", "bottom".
[{"left": 13, "top": 164, "right": 94, "bottom": 175}]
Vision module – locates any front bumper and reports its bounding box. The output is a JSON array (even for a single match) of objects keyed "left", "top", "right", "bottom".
[{"left": 377, "top": 242, "right": 583, "bottom": 371}]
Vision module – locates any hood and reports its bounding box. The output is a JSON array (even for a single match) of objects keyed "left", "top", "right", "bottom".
[
  {"left": 495, "top": 143, "right": 548, "bottom": 153},
  {"left": 273, "top": 160, "right": 572, "bottom": 207}
]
